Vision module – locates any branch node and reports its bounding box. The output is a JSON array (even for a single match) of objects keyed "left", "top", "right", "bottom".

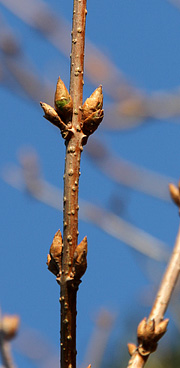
[{"left": 136, "top": 317, "right": 169, "bottom": 357}]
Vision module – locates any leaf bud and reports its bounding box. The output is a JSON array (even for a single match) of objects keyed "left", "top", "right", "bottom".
[
  {"left": 82, "top": 86, "right": 103, "bottom": 120},
  {"left": 137, "top": 317, "right": 147, "bottom": 342},
  {"left": 82, "top": 109, "right": 104, "bottom": 136},
  {"left": 40, "top": 102, "right": 67, "bottom": 132},
  {"left": 73, "top": 236, "right": 87, "bottom": 279},
  {"left": 54, "top": 77, "right": 73, "bottom": 120},
  {"left": 47, "top": 230, "right": 63, "bottom": 276},
  {"left": 155, "top": 319, "right": 169, "bottom": 340}
]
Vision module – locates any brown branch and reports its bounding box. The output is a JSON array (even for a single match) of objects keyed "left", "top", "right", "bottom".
[
  {"left": 39, "top": 2, "right": 102, "bottom": 368},
  {"left": 39, "top": 4, "right": 103, "bottom": 366},
  {"left": 127, "top": 223, "right": 180, "bottom": 368},
  {"left": 59, "top": 2, "right": 87, "bottom": 368}
]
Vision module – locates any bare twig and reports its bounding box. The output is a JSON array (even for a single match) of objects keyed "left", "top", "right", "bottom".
[
  {"left": 39, "top": 1, "right": 102, "bottom": 367},
  {"left": 127, "top": 222, "right": 180, "bottom": 368},
  {"left": 58, "top": 2, "right": 87, "bottom": 368}
]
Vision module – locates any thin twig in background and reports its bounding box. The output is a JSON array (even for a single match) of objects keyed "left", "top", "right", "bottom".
[
  {"left": 15, "top": 326, "right": 59, "bottom": 368},
  {"left": 13, "top": 310, "right": 115, "bottom": 368},
  {"left": 0, "top": 312, "right": 19, "bottom": 368},
  {"left": 167, "top": 0, "right": 180, "bottom": 10},
  {"left": 127, "top": 191, "right": 180, "bottom": 367},
  {"left": 86, "top": 139, "right": 172, "bottom": 201},
  {"left": 81, "top": 309, "right": 115, "bottom": 368}
]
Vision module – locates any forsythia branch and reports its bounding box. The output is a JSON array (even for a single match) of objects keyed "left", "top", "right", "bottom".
[{"left": 40, "top": 1, "right": 103, "bottom": 368}]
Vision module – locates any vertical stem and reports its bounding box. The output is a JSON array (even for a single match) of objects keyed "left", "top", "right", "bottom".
[
  {"left": 60, "top": 2, "right": 87, "bottom": 368},
  {"left": 70, "top": 0, "right": 86, "bottom": 110}
]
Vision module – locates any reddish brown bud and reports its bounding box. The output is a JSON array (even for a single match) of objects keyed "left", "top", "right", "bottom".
[
  {"left": 47, "top": 230, "right": 63, "bottom": 276},
  {"left": 82, "top": 109, "right": 104, "bottom": 136},
  {"left": 155, "top": 319, "right": 169, "bottom": 340},
  {"left": 54, "top": 77, "right": 73, "bottom": 119},
  {"left": 137, "top": 318, "right": 147, "bottom": 341},
  {"left": 82, "top": 86, "right": 103, "bottom": 120},
  {"left": 73, "top": 236, "right": 87, "bottom": 279},
  {"left": 40, "top": 102, "right": 67, "bottom": 130}
]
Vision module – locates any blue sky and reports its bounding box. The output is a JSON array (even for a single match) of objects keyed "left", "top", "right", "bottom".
[{"left": 1, "top": 0, "right": 180, "bottom": 367}]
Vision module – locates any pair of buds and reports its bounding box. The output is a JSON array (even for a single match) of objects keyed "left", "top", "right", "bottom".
[
  {"left": 47, "top": 230, "right": 87, "bottom": 282},
  {"left": 40, "top": 77, "right": 104, "bottom": 140},
  {"left": 128, "top": 317, "right": 169, "bottom": 357}
]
